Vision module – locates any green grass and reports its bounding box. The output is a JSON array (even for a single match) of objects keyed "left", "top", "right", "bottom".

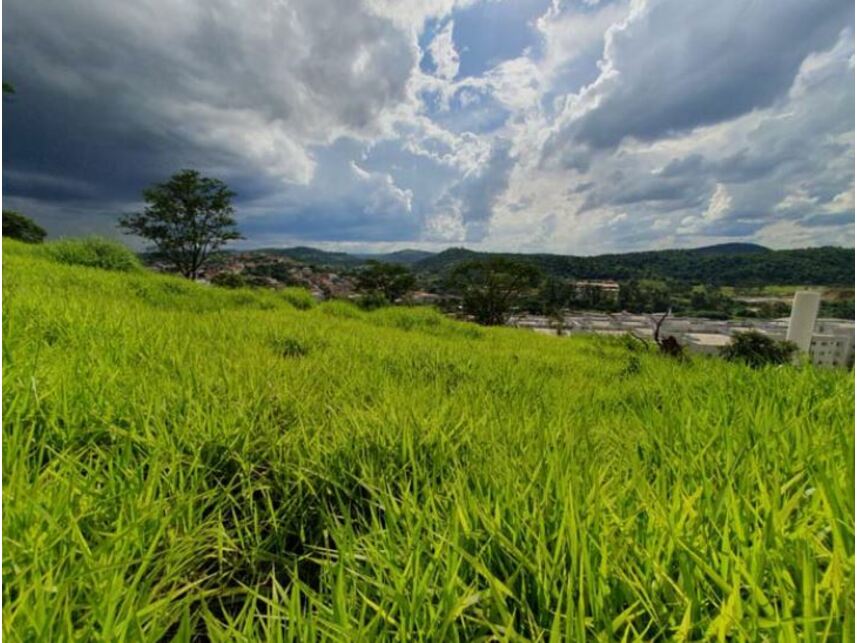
[{"left": 3, "top": 238, "right": 854, "bottom": 641}]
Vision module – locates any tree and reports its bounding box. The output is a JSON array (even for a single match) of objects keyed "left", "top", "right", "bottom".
[
  {"left": 356, "top": 261, "right": 416, "bottom": 303},
  {"left": 538, "top": 277, "right": 574, "bottom": 317},
  {"left": 625, "top": 308, "right": 685, "bottom": 359},
  {"left": 3, "top": 210, "right": 46, "bottom": 243},
  {"left": 448, "top": 258, "right": 542, "bottom": 325},
  {"left": 119, "top": 170, "right": 241, "bottom": 279},
  {"left": 720, "top": 330, "right": 797, "bottom": 368}
]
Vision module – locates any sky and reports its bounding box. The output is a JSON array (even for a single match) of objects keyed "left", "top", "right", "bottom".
[{"left": 3, "top": 0, "right": 855, "bottom": 254}]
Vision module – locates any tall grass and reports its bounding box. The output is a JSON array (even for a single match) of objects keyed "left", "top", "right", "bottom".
[
  {"left": 3, "top": 238, "right": 854, "bottom": 640},
  {"left": 44, "top": 236, "right": 142, "bottom": 271}
]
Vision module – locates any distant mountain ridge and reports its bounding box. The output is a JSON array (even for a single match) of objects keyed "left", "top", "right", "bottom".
[
  {"left": 412, "top": 244, "right": 853, "bottom": 286},
  {"left": 230, "top": 242, "right": 854, "bottom": 286},
  {"left": 688, "top": 242, "right": 770, "bottom": 255},
  {"left": 355, "top": 249, "right": 436, "bottom": 265},
  {"left": 239, "top": 246, "right": 433, "bottom": 267}
]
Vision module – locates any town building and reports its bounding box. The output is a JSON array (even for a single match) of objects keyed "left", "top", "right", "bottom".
[{"left": 509, "top": 310, "right": 855, "bottom": 368}]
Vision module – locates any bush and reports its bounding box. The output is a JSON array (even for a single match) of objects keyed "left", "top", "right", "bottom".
[
  {"left": 3, "top": 210, "right": 46, "bottom": 243},
  {"left": 210, "top": 272, "right": 247, "bottom": 289},
  {"left": 720, "top": 330, "right": 798, "bottom": 368},
  {"left": 281, "top": 287, "right": 316, "bottom": 310},
  {"left": 356, "top": 292, "right": 389, "bottom": 311},
  {"left": 47, "top": 237, "right": 141, "bottom": 272}
]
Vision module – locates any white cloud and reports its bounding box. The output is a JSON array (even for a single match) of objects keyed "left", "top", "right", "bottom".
[
  {"left": 351, "top": 162, "right": 414, "bottom": 215},
  {"left": 424, "top": 200, "right": 467, "bottom": 242},
  {"left": 428, "top": 21, "right": 460, "bottom": 81},
  {"left": 704, "top": 184, "right": 732, "bottom": 221}
]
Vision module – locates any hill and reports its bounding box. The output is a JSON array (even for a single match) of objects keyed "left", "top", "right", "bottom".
[
  {"left": 252, "top": 245, "right": 364, "bottom": 267},
  {"left": 689, "top": 242, "right": 771, "bottom": 255},
  {"left": 241, "top": 247, "right": 435, "bottom": 268},
  {"left": 228, "top": 243, "right": 854, "bottom": 286},
  {"left": 413, "top": 245, "right": 854, "bottom": 286},
  {"left": 358, "top": 248, "right": 436, "bottom": 265},
  {"left": 3, "top": 238, "right": 853, "bottom": 640}
]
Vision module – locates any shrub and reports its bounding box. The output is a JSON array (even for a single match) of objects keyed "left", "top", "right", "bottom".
[
  {"left": 281, "top": 287, "right": 316, "bottom": 310},
  {"left": 3, "top": 210, "right": 46, "bottom": 243},
  {"left": 46, "top": 237, "right": 141, "bottom": 272},
  {"left": 356, "top": 292, "right": 389, "bottom": 311},
  {"left": 720, "top": 330, "right": 798, "bottom": 368},
  {"left": 210, "top": 272, "right": 247, "bottom": 289}
]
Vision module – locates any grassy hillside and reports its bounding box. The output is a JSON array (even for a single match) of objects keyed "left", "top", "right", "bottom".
[{"left": 3, "top": 239, "right": 854, "bottom": 640}]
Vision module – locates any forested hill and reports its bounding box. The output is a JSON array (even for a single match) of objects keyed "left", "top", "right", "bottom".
[
  {"left": 412, "top": 244, "right": 855, "bottom": 286},
  {"left": 224, "top": 243, "right": 854, "bottom": 286}
]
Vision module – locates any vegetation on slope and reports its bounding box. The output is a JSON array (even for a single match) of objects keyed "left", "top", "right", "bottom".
[
  {"left": 414, "top": 245, "right": 855, "bottom": 287},
  {"left": 2, "top": 210, "right": 47, "bottom": 244},
  {"left": 209, "top": 242, "right": 855, "bottom": 288},
  {"left": 3, "top": 238, "right": 854, "bottom": 640}
]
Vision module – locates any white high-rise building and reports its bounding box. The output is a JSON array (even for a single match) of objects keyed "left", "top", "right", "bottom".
[{"left": 786, "top": 291, "right": 821, "bottom": 352}]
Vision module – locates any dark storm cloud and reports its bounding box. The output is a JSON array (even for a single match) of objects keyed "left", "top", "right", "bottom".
[
  {"left": 800, "top": 211, "right": 855, "bottom": 228},
  {"left": 3, "top": 0, "right": 416, "bottom": 237},
  {"left": 577, "top": 162, "right": 707, "bottom": 213},
  {"left": 240, "top": 201, "right": 421, "bottom": 242}
]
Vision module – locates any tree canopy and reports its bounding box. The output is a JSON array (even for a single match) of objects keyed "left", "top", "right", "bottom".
[
  {"left": 3, "top": 210, "right": 46, "bottom": 243},
  {"left": 720, "top": 331, "right": 798, "bottom": 368},
  {"left": 356, "top": 261, "right": 416, "bottom": 303},
  {"left": 448, "top": 258, "right": 542, "bottom": 325},
  {"left": 119, "top": 170, "right": 241, "bottom": 279}
]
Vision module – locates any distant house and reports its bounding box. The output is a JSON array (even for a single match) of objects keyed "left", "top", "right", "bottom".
[
  {"left": 809, "top": 320, "right": 855, "bottom": 368},
  {"left": 510, "top": 310, "right": 855, "bottom": 369},
  {"left": 407, "top": 291, "right": 444, "bottom": 305}
]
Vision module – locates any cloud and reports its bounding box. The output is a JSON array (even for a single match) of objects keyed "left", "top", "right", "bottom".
[
  {"left": 445, "top": 140, "right": 515, "bottom": 241},
  {"left": 3, "top": 0, "right": 853, "bottom": 253},
  {"left": 494, "top": 14, "right": 854, "bottom": 253},
  {"left": 4, "top": 0, "right": 417, "bottom": 200},
  {"left": 427, "top": 21, "right": 461, "bottom": 81},
  {"left": 542, "top": 0, "right": 853, "bottom": 159},
  {"left": 350, "top": 162, "right": 414, "bottom": 215}
]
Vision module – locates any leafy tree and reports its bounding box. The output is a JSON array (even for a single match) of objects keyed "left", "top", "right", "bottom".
[
  {"left": 618, "top": 279, "right": 670, "bottom": 313},
  {"left": 448, "top": 258, "right": 542, "bottom": 325},
  {"left": 119, "top": 170, "right": 242, "bottom": 279},
  {"left": 820, "top": 299, "right": 855, "bottom": 320},
  {"left": 720, "top": 330, "right": 798, "bottom": 368},
  {"left": 690, "top": 285, "right": 713, "bottom": 309},
  {"left": 356, "top": 261, "right": 415, "bottom": 303},
  {"left": 540, "top": 277, "right": 573, "bottom": 316},
  {"left": 3, "top": 210, "right": 46, "bottom": 243},
  {"left": 2, "top": 82, "right": 14, "bottom": 97}
]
